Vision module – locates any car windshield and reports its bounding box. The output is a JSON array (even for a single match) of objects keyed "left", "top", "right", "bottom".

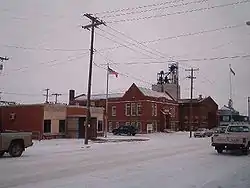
[
  {"left": 227, "top": 126, "right": 250, "bottom": 133},
  {"left": 197, "top": 128, "right": 206, "bottom": 131}
]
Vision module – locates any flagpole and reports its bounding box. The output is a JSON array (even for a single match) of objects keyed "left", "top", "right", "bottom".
[
  {"left": 229, "top": 64, "right": 232, "bottom": 101},
  {"left": 105, "top": 62, "right": 109, "bottom": 138},
  {"left": 229, "top": 64, "right": 233, "bottom": 122}
]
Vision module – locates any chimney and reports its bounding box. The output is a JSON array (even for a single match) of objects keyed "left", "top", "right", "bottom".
[
  {"left": 198, "top": 94, "right": 202, "bottom": 100},
  {"left": 69, "top": 90, "right": 75, "bottom": 104}
]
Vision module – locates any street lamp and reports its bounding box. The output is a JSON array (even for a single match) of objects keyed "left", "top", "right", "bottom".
[{"left": 246, "top": 21, "right": 250, "bottom": 26}]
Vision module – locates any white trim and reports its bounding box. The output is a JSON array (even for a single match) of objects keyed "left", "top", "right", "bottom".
[
  {"left": 111, "top": 106, "right": 116, "bottom": 116},
  {"left": 109, "top": 99, "right": 178, "bottom": 106}
]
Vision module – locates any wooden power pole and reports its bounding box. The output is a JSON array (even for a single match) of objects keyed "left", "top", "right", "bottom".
[
  {"left": 185, "top": 68, "right": 199, "bottom": 138},
  {"left": 52, "top": 93, "right": 62, "bottom": 104},
  {"left": 82, "top": 13, "right": 105, "bottom": 145},
  {"left": 43, "top": 88, "right": 50, "bottom": 103}
]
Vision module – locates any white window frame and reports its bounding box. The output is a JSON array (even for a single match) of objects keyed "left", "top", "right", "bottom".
[
  {"left": 131, "top": 103, "right": 136, "bottom": 116},
  {"left": 154, "top": 104, "right": 157, "bottom": 116},
  {"left": 112, "top": 106, "right": 116, "bottom": 116},
  {"left": 137, "top": 122, "right": 142, "bottom": 132},
  {"left": 137, "top": 103, "right": 142, "bottom": 116},
  {"left": 97, "top": 120, "right": 103, "bottom": 132},
  {"left": 125, "top": 103, "right": 131, "bottom": 116},
  {"left": 152, "top": 103, "right": 155, "bottom": 116}
]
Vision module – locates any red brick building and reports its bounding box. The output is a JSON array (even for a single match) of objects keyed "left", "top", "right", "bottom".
[
  {"left": 179, "top": 95, "right": 218, "bottom": 131},
  {"left": 0, "top": 104, "right": 104, "bottom": 139},
  {"left": 72, "top": 83, "right": 179, "bottom": 133}
]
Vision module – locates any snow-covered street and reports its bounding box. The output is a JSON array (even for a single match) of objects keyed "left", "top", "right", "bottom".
[{"left": 0, "top": 132, "right": 250, "bottom": 188}]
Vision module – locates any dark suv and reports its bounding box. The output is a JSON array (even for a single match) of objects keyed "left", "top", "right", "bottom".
[{"left": 112, "top": 125, "right": 137, "bottom": 136}]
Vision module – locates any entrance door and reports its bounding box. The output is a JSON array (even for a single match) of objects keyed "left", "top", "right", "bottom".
[
  {"left": 78, "top": 117, "right": 97, "bottom": 139},
  {"left": 78, "top": 117, "right": 86, "bottom": 138}
]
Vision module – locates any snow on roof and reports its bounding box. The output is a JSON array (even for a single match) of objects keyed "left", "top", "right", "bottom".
[
  {"left": 138, "top": 87, "right": 173, "bottom": 100},
  {"left": 75, "top": 93, "right": 124, "bottom": 101}
]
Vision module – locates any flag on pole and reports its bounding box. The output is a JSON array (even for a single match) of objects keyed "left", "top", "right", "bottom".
[
  {"left": 230, "top": 67, "right": 235, "bottom": 76},
  {"left": 108, "top": 67, "right": 118, "bottom": 77}
]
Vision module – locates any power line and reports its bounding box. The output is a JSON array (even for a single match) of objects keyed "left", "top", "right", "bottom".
[
  {"left": 94, "top": 51, "right": 153, "bottom": 86},
  {"left": 1, "top": 52, "right": 89, "bottom": 77},
  {"left": 107, "top": 0, "right": 250, "bottom": 23},
  {"left": 100, "top": 0, "right": 207, "bottom": 18},
  {"left": 96, "top": 31, "right": 163, "bottom": 60},
  {"left": 99, "top": 54, "right": 250, "bottom": 66},
  {"left": 98, "top": 28, "right": 167, "bottom": 60},
  {"left": 95, "top": 0, "right": 184, "bottom": 15},
  {"left": 98, "top": 24, "right": 245, "bottom": 52},
  {"left": 105, "top": 25, "right": 174, "bottom": 59},
  {"left": 1, "top": 44, "right": 89, "bottom": 52}
]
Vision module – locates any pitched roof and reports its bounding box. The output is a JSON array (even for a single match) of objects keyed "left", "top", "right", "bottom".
[
  {"left": 74, "top": 93, "right": 124, "bottom": 101},
  {"left": 138, "top": 87, "right": 173, "bottom": 100},
  {"left": 178, "top": 97, "right": 209, "bottom": 103}
]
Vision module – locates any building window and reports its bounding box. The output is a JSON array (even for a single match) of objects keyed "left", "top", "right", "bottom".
[
  {"left": 152, "top": 103, "right": 157, "bottom": 116},
  {"left": 59, "top": 120, "right": 66, "bottom": 133},
  {"left": 153, "top": 121, "right": 157, "bottom": 132},
  {"left": 137, "top": 103, "right": 142, "bottom": 116},
  {"left": 116, "top": 122, "right": 119, "bottom": 128},
  {"left": 194, "top": 116, "right": 199, "bottom": 123},
  {"left": 125, "top": 103, "right": 131, "bottom": 116},
  {"left": 136, "top": 122, "right": 142, "bottom": 132},
  {"left": 108, "top": 122, "right": 113, "bottom": 132},
  {"left": 44, "top": 120, "right": 51, "bottom": 133},
  {"left": 222, "top": 116, "right": 230, "bottom": 122},
  {"left": 112, "top": 106, "right": 116, "bottom": 116},
  {"left": 98, "top": 120, "right": 103, "bottom": 132},
  {"left": 170, "top": 107, "right": 176, "bottom": 118},
  {"left": 131, "top": 103, "right": 136, "bottom": 116},
  {"left": 184, "top": 116, "right": 188, "bottom": 123}
]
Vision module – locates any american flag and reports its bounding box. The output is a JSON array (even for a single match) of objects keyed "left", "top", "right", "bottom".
[{"left": 108, "top": 67, "right": 118, "bottom": 78}]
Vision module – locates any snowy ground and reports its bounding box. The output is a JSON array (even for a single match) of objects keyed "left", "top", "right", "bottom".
[{"left": 0, "top": 132, "right": 250, "bottom": 188}]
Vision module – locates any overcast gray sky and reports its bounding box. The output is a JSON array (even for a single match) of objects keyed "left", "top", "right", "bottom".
[{"left": 0, "top": 0, "right": 250, "bottom": 114}]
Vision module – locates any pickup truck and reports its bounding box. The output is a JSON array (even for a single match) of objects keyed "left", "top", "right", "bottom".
[
  {"left": 0, "top": 131, "right": 33, "bottom": 157},
  {"left": 211, "top": 124, "right": 250, "bottom": 155}
]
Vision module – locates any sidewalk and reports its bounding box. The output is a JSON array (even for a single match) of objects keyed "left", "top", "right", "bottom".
[{"left": 93, "top": 134, "right": 150, "bottom": 143}]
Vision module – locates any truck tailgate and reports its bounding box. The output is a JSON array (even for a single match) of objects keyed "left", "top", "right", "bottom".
[{"left": 213, "top": 135, "right": 244, "bottom": 145}]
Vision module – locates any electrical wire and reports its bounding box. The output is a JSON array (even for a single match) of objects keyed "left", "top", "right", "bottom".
[
  {"left": 98, "top": 24, "right": 245, "bottom": 52},
  {"left": 105, "top": 25, "right": 174, "bottom": 59},
  {"left": 100, "top": 0, "right": 207, "bottom": 18},
  {"left": 1, "top": 52, "right": 89, "bottom": 77},
  {"left": 106, "top": 0, "right": 250, "bottom": 23},
  {"left": 94, "top": 51, "right": 154, "bottom": 86},
  {"left": 1, "top": 44, "right": 89, "bottom": 52},
  {"left": 95, "top": 0, "right": 185, "bottom": 15}
]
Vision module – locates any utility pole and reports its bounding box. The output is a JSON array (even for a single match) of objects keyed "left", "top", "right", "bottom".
[
  {"left": 52, "top": 93, "right": 62, "bottom": 104},
  {"left": 82, "top": 13, "right": 105, "bottom": 145},
  {"left": 43, "top": 88, "right": 50, "bottom": 103},
  {"left": 185, "top": 68, "right": 199, "bottom": 138}
]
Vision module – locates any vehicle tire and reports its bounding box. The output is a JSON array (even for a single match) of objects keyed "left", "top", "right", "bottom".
[
  {"left": 8, "top": 142, "right": 24, "bottom": 157},
  {"left": 216, "top": 147, "right": 223, "bottom": 154},
  {"left": 0, "top": 151, "right": 4, "bottom": 157},
  {"left": 132, "top": 133, "right": 136, "bottom": 136},
  {"left": 242, "top": 149, "right": 248, "bottom": 155}
]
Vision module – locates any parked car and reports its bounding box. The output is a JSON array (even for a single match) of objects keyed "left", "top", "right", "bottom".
[
  {"left": 0, "top": 130, "right": 33, "bottom": 157},
  {"left": 211, "top": 124, "right": 250, "bottom": 155},
  {"left": 215, "top": 125, "right": 228, "bottom": 134},
  {"left": 112, "top": 125, "right": 137, "bottom": 136},
  {"left": 194, "top": 128, "right": 208, "bottom": 137}
]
